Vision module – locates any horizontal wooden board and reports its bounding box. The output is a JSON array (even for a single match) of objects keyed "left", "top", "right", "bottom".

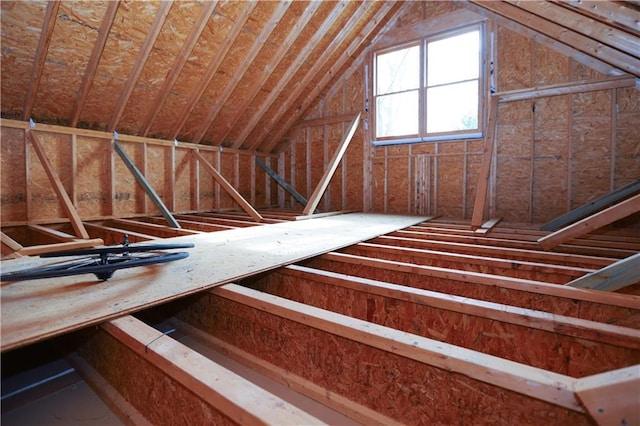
[{"left": 0, "top": 213, "right": 426, "bottom": 351}]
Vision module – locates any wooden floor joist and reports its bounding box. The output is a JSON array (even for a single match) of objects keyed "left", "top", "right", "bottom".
[
  {"left": 181, "top": 284, "right": 589, "bottom": 424},
  {"left": 306, "top": 252, "right": 640, "bottom": 327},
  {"left": 244, "top": 265, "right": 640, "bottom": 376},
  {"left": 76, "top": 315, "right": 325, "bottom": 425}
]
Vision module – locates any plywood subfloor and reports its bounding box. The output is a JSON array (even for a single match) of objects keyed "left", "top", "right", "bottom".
[{"left": 1, "top": 213, "right": 426, "bottom": 351}]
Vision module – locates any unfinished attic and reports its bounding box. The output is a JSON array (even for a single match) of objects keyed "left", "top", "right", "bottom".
[{"left": 1, "top": 0, "right": 639, "bottom": 424}]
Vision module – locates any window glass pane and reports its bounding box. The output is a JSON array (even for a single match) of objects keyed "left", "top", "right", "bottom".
[
  {"left": 376, "top": 91, "right": 419, "bottom": 138},
  {"left": 376, "top": 45, "right": 420, "bottom": 94},
  {"left": 426, "top": 80, "right": 478, "bottom": 133},
  {"left": 427, "top": 30, "right": 479, "bottom": 86}
]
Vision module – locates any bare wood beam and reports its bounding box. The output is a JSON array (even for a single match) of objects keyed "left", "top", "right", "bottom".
[
  {"left": 232, "top": 1, "right": 348, "bottom": 150},
  {"left": 27, "top": 224, "right": 76, "bottom": 242},
  {"left": 292, "top": 113, "right": 356, "bottom": 130},
  {"left": 1, "top": 232, "right": 23, "bottom": 252},
  {"left": 566, "top": 253, "right": 640, "bottom": 292},
  {"left": 18, "top": 239, "right": 104, "bottom": 257},
  {"left": 574, "top": 366, "right": 640, "bottom": 426},
  {"left": 255, "top": 157, "right": 307, "bottom": 207},
  {"left": 22, "top": 1, "right": 60, "bottom": 120},
  {"left": 70, "top": 1, "right": 119, "bottom": 127},
  {"left": 514, "top": 1, "right": 639, "bottom": 58},
  {"left": 258, "top": 1, "right": 377, "bottom": 152},
  {"left": 470, "top": 1, "right": 640, "bottom": 77},
  {"left": 541, "top": 180, "right": 640, "bottom": 231},
  {"left": 556, "top": 1, "right": 640, "bottom": 35},
  {"left": 27, "top": 130, "right": 90, "bottom": 239},
  {"left": 497, "top": 75, "right": 636, "bottom": 103},
  {"left": 221, "top": 1, "right": 323, "bottom": 148},
  {"left": 169, "top": 2, "right": 257, "bottom": 141},
  {"left": 113, "top": 140, "right": 181, "bottom": 229},
  {"left": 102, "top": 316, "right": 325, "bottom": 425},
  {"left": 193, "top": 151, "right": 264, "bottom": 223},
  {"left": 107, "top": 1, "right": 172, "bottom": 132},
  {"left": 261, "top": 2, "right": 397, "bottom": 153},
  {"left": 303, "top": 113, "right": 360, "bottom": 215},
  {"left": 538, "top": 194, "right": 640, "bottom": 250},
  {"left": 191, "top": 1, "right": 291, "bottom": 144},
  {"left": 471, "top": 95, "right": 499, "bottom": 229},
  {"left": 475, "top": 217, "right": 502, "bottom": 235},
  {"left": 139, "top": 1, "right": 217, "bottom": 136}
]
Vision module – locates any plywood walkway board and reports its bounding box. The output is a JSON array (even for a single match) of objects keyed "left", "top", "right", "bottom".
[
  {"left": 540, "top": 180, "right": 640, "bottom": 231},
  {"left": 0, "top": 213, "right": 426, "bottom": 352}
]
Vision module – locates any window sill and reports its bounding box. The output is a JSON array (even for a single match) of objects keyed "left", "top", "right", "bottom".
[{"left": 372, "top": 132, "right": 483, "bottom": 146}]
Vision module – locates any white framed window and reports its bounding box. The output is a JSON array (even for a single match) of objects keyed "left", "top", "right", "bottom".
[{"left": 373, "top": 24, "right": 484, "bottom": 145}]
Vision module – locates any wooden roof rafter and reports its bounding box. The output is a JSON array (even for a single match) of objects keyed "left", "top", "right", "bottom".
[
  {"left": 168, "top": 2, "right": 258, "bottom": 141},
  {"left": 554, "top": 0, "right": 640, "bottom": 35},
  {"left": 70, "top": 0, "right": 119, "bottom": 128},
  {"left": 469, "top": 1, "right": 640, "bottom": 77},
  {"left": 230, "top": 1, "right": 350, "bottom": 150},
  {"left": 192, "top": 1, "right": 293, "bottom": 145},
  {"left": 107, "top": 1, "right": 173, "bottom": 133},
  {"left": 139, "top": 1, "right": 218, "bottom": 137},
  {"left": 217, "top": 1, "right": 324, "bottom": 148},
  {"left": 254, "top": 1, "right": 374, "bottom": 152},
  {"left": 264, "top": 1, "right": 400, "bottom": 153},
  {"left": 22, "top": 1, "right": 60, "bottom": 121}
]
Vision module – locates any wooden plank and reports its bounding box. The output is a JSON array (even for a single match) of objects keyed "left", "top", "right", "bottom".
[
  {"left": 541, "top": 180, "right": 640, "bottom": 231},
  {"left": 1, "top": 232, "right": 23, "bottom": 252},
  {"left": 213, "top": 284, "right": 584, "bottom": 413},
  {"left": 573, "top": 365, "right": 640, "bottom": 426},
  {"left": 107, "top": 1, "right": 172, "bottom": 132},
  {"left": 475, "top": 217, "right": 502, "bottom": 234},
  {"left": 194, "top": 151, "right": 264, "bottom": 223},
  {"left": 99, "top": 316, "right": 325, "bottom": 425},
  {"left": 22, "top": 1, "right": 60, "bottom": 120},
  {"left": 1, "top": 213, "right": 426, "bottom": 351},
  {"left": 567, "top": 253, "right": 640, "bottom": 292},
  {"left": 113, "top": 140, "right": 181, "bottom": 229},
  {"left": 140, "top": 1, "right": 217, "bottom": 136},
  {"left": 27, "top": 131, "right": 90, "bottom": 239},
  {"left": 539, "top": 194, "right": 640, "bottom": 250},
  {"left": 17, "top": 239, "right": 104, "bottom": 257},
  {"left": 255, "top": 157, "right": 307, "bottom": 207},
  {"left": 27, "top": 224, "right": 76, "bottom": 242},
  {"left": 70, "top": 1, "right": 119, "bottom": 127},
  {"left": 471, "top": 95, "right": 499, "bottom": 228},
  {"left": 497, "top": 75, "right": 636, "bottom": 103},
  {"left": 470, "top": 1, "right": 640, "bottom": 76},
  {"left": 303, "top": 113, "right": 361, "bottom": 215},
  {"left": 292, "top": 113, "right": 355, "bottom": 130}
]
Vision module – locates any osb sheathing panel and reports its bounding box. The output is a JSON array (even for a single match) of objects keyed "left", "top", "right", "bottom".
[
  {"left": 0, "top": 128, "right": 26, "bottom": 222},
  {"left": 532, "top": 96, "right": 570, "bottom": 222},
  {"left": 305, "top": 257, "right": 640, "bottom": 329},
  {"left": 180, "top": 293, "right": 589, "bottom": 425},
  {"left": 76, "top": 136, "right": 112, "bottom": 218},
  {"left": 113, "top": 141, "right": 142, "bottom": 216},
  {"left": 77, "top": 329, "right": 237, "bottom": 426},
  {"left": 174, "top": 148, "right": 192, "bottom": 212},
  {"left": 372, "top": 157, "right": 385, "bottom": 212},
  {"left": 79, "top": 2, "right": 162, "bottom": 129},
  {"left": 615, "top": 88, "right": 640, "bottom": 188},
  {"left": 28, "top": 132, "right": 73, "bottom": 221},
  {"left": 33, "top": 1, "right": 109, "bottom": 124},
  {"left": 249, "top": 271, "right": 639, "bottom": 377},
  {"left": 497, "top": 27, "right": 531, "bottom": 91},
  {"left": 386, "top": 156, "right": 410, "bottom": 214},
  {"left": 495, "top": 101, "right": 533, "bottom": 222},
  {"left": 118, "top": 2, "right": 203, "bottom": 135},
  {"left": 237, "top": 154, "right": 251, "bottom": 207},
  {"left": 310, "top": 126, "right": 325, "bottom": 206},
  {"left": 294, "top": 136, "right": 307, "bottom": 201},
  {"left": 436, "top": 143, "right": 465, "bottom": 218},
  {"left": 149, "top": 11, "right": 231, "bottom": 139},
  {"left": 197, "top": 150, "right": 216, "bottom": 211},
  {"left": 0, "top": 1, "right": 46, "bottom": 117}
]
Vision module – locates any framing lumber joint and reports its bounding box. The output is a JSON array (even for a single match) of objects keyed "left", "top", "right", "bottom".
[{"left": 193, "top": 151, "right": 264, "bottom": 223}]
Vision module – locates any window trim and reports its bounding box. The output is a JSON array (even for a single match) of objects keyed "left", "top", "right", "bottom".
[{"left": 371, "top": 22, "right": 486, "bottom": 146}]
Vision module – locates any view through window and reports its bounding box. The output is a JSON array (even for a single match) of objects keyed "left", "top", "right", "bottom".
[{"left": 374, "top": 25, "right": 483, "bottom": 144}]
